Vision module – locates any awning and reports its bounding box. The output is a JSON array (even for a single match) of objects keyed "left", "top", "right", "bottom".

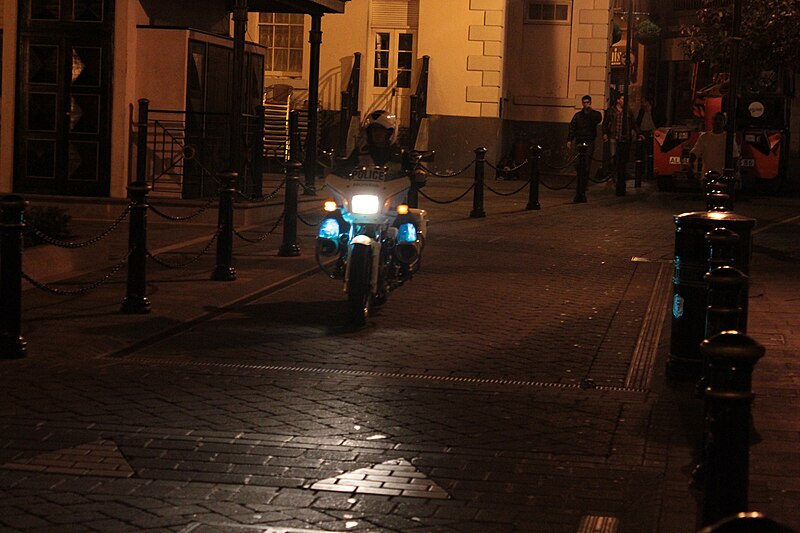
[{"left": 244, "top": 0, "right": 348, "bottom": 14}]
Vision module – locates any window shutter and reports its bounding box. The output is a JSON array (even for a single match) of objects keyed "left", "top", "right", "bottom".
[{"left": 370, "top": 0, "right": 419, "bottom": 29}]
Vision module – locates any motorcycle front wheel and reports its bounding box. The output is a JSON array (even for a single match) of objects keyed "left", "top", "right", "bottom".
[{"left": 347, "top": 244, "right": 373, "bottom": 327}]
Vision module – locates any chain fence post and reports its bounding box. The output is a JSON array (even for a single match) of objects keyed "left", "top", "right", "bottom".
[
  {"left": 526, "top": 145, "right": 541, "bottom": 210},
  {"left": 252, "top": 104, "right": 265, "bottom": 198},
  {"left": 135, "top": 99, "right": 149, "bottom": 185},
  {"left": 211, "top": 172, "right": 237, "bottom": 281},
  {"left": 0, "top": 195, "right": 28, "bottom": 359},
  {"left": 278, "top": 161, "right": 302, "bottom": 257},
  {"left": 404, "top": 151, "right": 419, "bottom": 209},
  {"left": 635, "top": 136, "right": 644, "bottom": 188},
  {"left": 573, "top": 143, "right": 588, "bottom": 203},
  {"left": 289, "top": 110, "right": 301, "bottom": 166},
  {"left": 120, "top": 182, "right": 152, "bottom": 313},
  {"left": 470, "top": 147, "right": 487, "bottom": 218},
  {"left": 700, "top": 332, "right": 764, "bottom": 527},
  {"left": 616, "top": 137, "right": 628, "bottom": 197}
]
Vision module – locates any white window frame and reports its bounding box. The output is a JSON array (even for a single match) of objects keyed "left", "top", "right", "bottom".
[
  {"left": 524, "top": 1, "right": 572, "bottom": 25},
  {"left": 257, "top": 12, "right": 307, "bottom": 78}
]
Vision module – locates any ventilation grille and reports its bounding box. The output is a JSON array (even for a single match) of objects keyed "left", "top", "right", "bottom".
[{"left": 371, "top": 0, "right": 420, "bottom": 28}]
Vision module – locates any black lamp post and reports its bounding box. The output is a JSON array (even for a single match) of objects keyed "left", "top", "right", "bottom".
[
  {"left": 722, "top": 0, "right": 743, "bottom": 202},
  {"left": 617, "top": 0, "right": 635, "bottom": 197},
  {"left": 230, "top": 0, "right": 247, "bottom": 176}
]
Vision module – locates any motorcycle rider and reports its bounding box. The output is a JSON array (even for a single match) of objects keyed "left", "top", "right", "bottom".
[{"left": 336, "top": 110, "right": 426, "bottom": 189}]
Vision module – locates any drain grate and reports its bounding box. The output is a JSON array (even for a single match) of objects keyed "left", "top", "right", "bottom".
[{"left": 122, "top": 357, "right": 647, "bottom": 393}]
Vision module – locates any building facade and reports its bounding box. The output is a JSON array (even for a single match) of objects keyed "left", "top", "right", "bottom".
[
  {"left": 254, "top": 0, "right": 614, "bottom": 170},
  {"left": 0, "top": 0, "right": 343, "bottom": 199}
]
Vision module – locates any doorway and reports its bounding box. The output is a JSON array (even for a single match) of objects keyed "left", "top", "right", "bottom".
[
  {"left": 15, "top": 0, "right": 114, "bottom": 197},
  {"left": 365, "top": 29, "right": 417, "bottom": 127}
]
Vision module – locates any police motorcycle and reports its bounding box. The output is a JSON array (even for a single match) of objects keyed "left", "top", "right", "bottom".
[{"left": 315, "top": 111, "right": 429, "bottom": 326}]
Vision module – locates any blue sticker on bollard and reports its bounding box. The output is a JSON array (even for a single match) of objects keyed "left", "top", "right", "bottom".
[{"left": 673, "top": 294, "right": 684, "bottom": 318}]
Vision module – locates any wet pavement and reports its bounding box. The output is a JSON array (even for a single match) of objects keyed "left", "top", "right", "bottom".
[{"left": 1, "top": 173, "right": 799, "bottom": 532}]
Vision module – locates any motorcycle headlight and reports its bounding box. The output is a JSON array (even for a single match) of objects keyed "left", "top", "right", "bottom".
[
  {"left": 351, "top": 195, "right": 380, "bottom": 215},
  {"left": 318, "top": 218, "right": 340, "bottom": 239}
]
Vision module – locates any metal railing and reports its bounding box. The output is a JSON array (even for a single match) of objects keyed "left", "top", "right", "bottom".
[
  {"left": 409, "top": 55, "right": 430, "bottom": 151},
  {"left": 135, "top": 100, "right": 265, "bottom": 200},
  {"left": 338, "top": 52, "right": 362, "bottom": 157}
]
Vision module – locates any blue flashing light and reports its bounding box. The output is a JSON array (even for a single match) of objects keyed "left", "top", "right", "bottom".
[
  {"left": 397, "top": 223, "right": 417, "bottom": 243},
  {"left": 319, "top": 218, "right": 340, "bottom": 239}
]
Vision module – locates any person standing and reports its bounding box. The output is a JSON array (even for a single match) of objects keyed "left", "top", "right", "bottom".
[
  {"left": 567, "top": 95, "right": 603, "bottom": 203},
  {"left": 689, "top": 111, "right": 739, "bottom": 185},
  {"left": 602, "top": 94, "right": 639, "bottom": 174}
]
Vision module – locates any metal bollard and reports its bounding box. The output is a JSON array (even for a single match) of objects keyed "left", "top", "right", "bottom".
[
  {"left": 211, "top": 172, "right": 238, "bottom": 281},
  {"left": 470, "top": 147, "right": 487, "bottom": 218},
  {"left": 616, "top": 137, "right": 629, "bottom": 197},
  {"left": 135, "top": 99, "right": 149, "bottom": 184},
  {"left": 0, "top": 195, "right": 28, "bottom": 359},
  {"left": 707, "top": 227, "right": 740, "bottom": 273},
  {"left": 700, "top": 332, "right": 764, "bottom": 527},
  {"left": 403, "top": 151, "right": 419, "bottom": 209},
  {"left": 252, "top": 104, "right": 265, "bottom": 198},
  {"left": 704, "top": 171, "right": 731, "bottom": 211},
  {"left": 645, "top": 133, "right": 654, "bottom": 181},
  {"left": 573, "top": 143, "right": 588, "bottom": 203},
  {"left": 526, "top": 144, "right": 542, "bottom": 210},
  {"left": 720, "top": 168, "right": 737, "bottom": 209},
  {"left": 667, "top": 211, "right": 755, "bottom": 378},
  {"left": 706, "top": 226, "right": 749, "bottom": 333},
  {"left": 289, "top": 110, "right": 301, "bottom": 165},
  {"left": 634, "top": 136, "right": 644, "bottom": 188},
  {"left": 278, "top": 161, "right": 302, "bottom": 257},
  {"left": 120, "top": 182, "right": 152, "bottom": 313},
  {"left": 705, "top": 266, "right": 748, "bottom": 341}
]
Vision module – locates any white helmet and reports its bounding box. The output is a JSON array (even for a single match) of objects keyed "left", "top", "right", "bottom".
[{"left": 364, "top": 110, "right": 398, "bottom": 145}]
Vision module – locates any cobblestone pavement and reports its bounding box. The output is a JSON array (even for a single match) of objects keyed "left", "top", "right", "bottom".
[{"left": 1, "top": 175, "right": 798, "bottom": 532}]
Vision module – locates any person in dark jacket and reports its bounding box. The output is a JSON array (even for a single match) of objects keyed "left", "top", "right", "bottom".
[{"left": 567, "top": 95, "right": 603, "bottom": 202}]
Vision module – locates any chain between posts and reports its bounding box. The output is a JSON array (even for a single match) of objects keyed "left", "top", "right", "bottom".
[
  {"left": 484, "top": 178, "right": 533, "bottom": 196},
  {"left": 26, "top": 205, "right": 131, "bottom": 248},
  {"left": 149, "top": 197, "right": 216, "bottom": 222},
  {"left": 297, "top": 210, "right": 322, "bottom": 227},
  {"left": 417, "top": 160, "right": 475, "bottom": 178},
  {"left": 234, "top": 211, "right": 285, "bottom": 243},
  {"left": 418, "top": 183, "right": 475, "bottom": 204},
  {"left": 22, "top": 251, "right": 132, "bottom": 296},
  {"left": 146, "top": 231, "right": 220, "bottom": 269},
  {"left": 236, "top": 178, "right": 286, "bottom": 203}
]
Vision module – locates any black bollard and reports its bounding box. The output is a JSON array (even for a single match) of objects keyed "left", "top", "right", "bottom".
[
  {"left": 705, "top": 266, "right": 748, "bottom": 341},
  {"left": 278, "top": 161, "right": 302, "bottom": 257},
  {"left": 211, "top": 172, "right": 237, "bottom": 281},
  {"left": 135, "top": 99, "right": 149, "bottom": 183},
  {"left": 706, "top": 227, "right": 740, "bottom": 274},
  {"left": 573, "top": 143, "right": 588, "bottom": 203},
  {"left": 720, "top": 167, "right": 737, "bottom": 209},
  {"left": 704, "top": 171, "right": 731, "bottom": 212},
  {"left": 700, "top": 332, "right": 764, "bottom": 527},
  {"left": 120, "top": 182, "right": 152, "bottom": 313},
  {"left": 403, "top": 150, "right": 419, "bottom": 209},
  {"left": 252, "top": 104, "right": 265, "bottom": 198},
  {"left": 526, "top": 144, "right": 542, "bottom": 210},
  {"left": 0, "top": 195, "right": 28, "bottom": 359},
  {"left": 470, "top": 147, "right": 487, "bottom": 218},
  {"left": 706, "top": 226, "right": 749, "bottom": 332},
  {"left": 289, "top": 110, "right": 301, "bottom": 165},
  {"left": 634, "top": 136, "right": 644, "bottom": 188},
  {"left": 645, "top": 134, "right": 654, "bottom": 181},
  {"left": 616, "top": 137, "right": 629, "bottom": 196}
]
